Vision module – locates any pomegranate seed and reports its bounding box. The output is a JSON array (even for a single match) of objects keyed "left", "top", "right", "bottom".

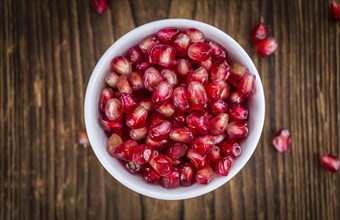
[
  {"left": 125, "top": 161, "right": 146, "bottom": 174},
  {"left": 128, "top": 71, "right": 144, "bottom": 90},
  {"left": 207, "top": 145, "right": 222, "bottom": 167},
  {"left": 161, "top": 69, "right": 178, "bottom": 86},
  {"left": 220, "top": 139, "right": 242, "bottom": 158},
  {"left": 187, "top": 81, "right": 208, "bottom": 109},
  {"left": 196, "top": 166, "right": 213, "bottom": 184},
  {"left": 185, "top": 28, "right": 205, "bottom": 42},
  {"left": 107, "top": 133, "right": 123, "bottom": 157},
  {"left": 146, "top": 135, "right": 168, "bottom": 151},
  {"left": 152, "top": 82, "right": 173, "bottom": 106},
  {"left": 331, "top": 1, "right": 340, "bottom": 20},
  {"left": 148, "top": 44, "right": 176, "bottom": 67},
  {"left": 206, "top": 80, "right": 228, "bottom": 102},
  {"left": 230, "top": 63, "right": 248, "bottom": 81},
  {"left": 149, "top": 155, "right": 172, "bottom": 176},
  {"left": 320, "top": 152, "right": 340, "bottom": 172},
  {"left": 192, "top": 135, "right": 215, "bottom": 155},
  {"left": 105, "top": 71, "right": 119, "bottom": 88},
  {"left": 188, "top": 42, "right": 213, "bottom": 62},
  {"left": 172, "top": 85, "right": 189, "bottom": 111},
  {"left": 166, "top": 143, "right": 188, "bottom": 160},
  {"left": 250, "top": 23, "right": 268, "bottom": 44},
  {"left": 117, "top": 75, "right": 132, "bottom": 94},
  {"left": 76, "top": 130, "right": 90, "bottom": 148},
  {"left": 144, "top": 166, "right": 162, "bottom": 184},
  {"left": 215, "top": 156, "right": 233, "bottom": 176},
  {"left": 173, "top": 33, "right": 191, "bottom": 56},
  {"left": 154, "top": 102, "right": 175, "bottom": 117},
  {"left": 128, "top": 46, "right": 144, "bottom": 63},
  {"left": 209, "top": 113, "right": 229, "bottom": 135},
  {"left": 115, "top": 140, "right": 137, "bottom": 161},
  {"left": 272, "top": 129, "right": 292, "bottom": 153},
  {"left": 156, "top": 28, "right": 180, "bottom": 44},
  {"left": 149, "top": 112, "right": 165, "bottom": 125},
  {"left": 99, "top": 87, "right": 114, "bottom": 113},
  {"left": 91, "top": 0, "right": 108, "bottom": 14},
  {"left": 149, "top": 120, "right": 172, "bottom": 141},
  {"left": 120, "top": 93, "right": 138, "bottom": 113},
  {"left": 227, "top": 121, "right": 249, "bottom": 139},
  {"left": 138, "top": 36, "right": 159, "bottom": 53},
  {"left": 186, "top": 113, "right": 209, "bottom": 135},
  {"left": 172, "top": 112, "right": 186, "bottom": 125},
  {"left": 186, "top": 66, "right": 209, "bottom": 86},
  {"left": 237, "top": 73, "right": 256, "bottom": 98},
  {"left": 126, "top": 105, "right": 149, "bottom": 129},
  {"left": 98, "top": 116, "right": 123, "bottom": 131},
  {"left": 170, "top": 127, "right": 194, "bottom": 143},
  {"left": 161, "top": 167, "right": 180, "bottom": 189},
  {"left": 105, "top": 98, "right": 122, "bottom": 121},
  {"left": 256, "top": 37, "right": 278, "bottom": 57},
  {"left": 111, "top": 56, "right": 132, "bottom": 75},
  {"left": 187, "top": 149, "right": 208, "bottom": 168},
  {"left": 136, "top": 61, "right": 151, "bottom": 71},
  {"left": 209, "top": 100, "right": 228, "bottom": 115},
  {"left": 209, "top": 41, "right": 227, "bottom": 58},
  {"left": 200, "top": 57, "right": 213, "bottom": 71},
  {"left": 211, "top": 58, "right": 230, "bottom": 82},
  {"left": 212, "top": 133, "right": 226, "bottom": 145},
  {"left": 179, "top": 163, "right": 196, "bottom": 186},
  {"left": 140, "top": 98, "right": 152, "bottom": 110},
  {"left": 228, "top": 91, "right": 245, "bottom": 104},
  {"left": 132, "top": 144, "right": 154, "bottom": 164},
  {"left": 143, "top": 67, "right": 163, "bottom": 92},
  {"left": 129, "top": 126, "right": 148, "bottom": 140},
  {"left": 176, "top": 59, "right": 192, "bottom": 77},
  {"left": 228, "top": 104, "right": 248, "bottom": 121}
]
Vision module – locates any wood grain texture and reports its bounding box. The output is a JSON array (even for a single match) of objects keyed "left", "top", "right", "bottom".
[{"left": 1, "top": 0, "right": 339, "bottom": 219}]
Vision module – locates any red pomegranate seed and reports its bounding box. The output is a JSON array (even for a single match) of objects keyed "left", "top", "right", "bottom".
[
  {"left": 176, "top": 59, "right": 192, "bottom": 77},
  {"left": 107, "top": 133, "right": 123, "bottom": 157},
  {"left": 196, "top": 166, "right": 213, "bottom": 184},
  {"left": 129, "top": 126, "right": 148, "bottom": 140},
  {"left": 111, "top": 56, "right": 132, "bottom": 75},
  {"left": 98, "top": 116, "right": 123, "bottom": 131},
  {"left": 215, "top": 156, "right": 233, "bottom": 176},
  {"left": 172, "top": 111, "right": 186, "bottom": 125},
  {"left": 152, "top": 82, "right": 173, "bottom": 106},
  {"left": 172, "top": 85, "right": 189, "bottom": 111},
  {"left": 187, "top": 66, "right": 209, "bottom": 86},
  {"left": 200, "top": 57, "right": 213, "bottom": 71},
  {"left": 143, "top": 67, "right": 163, "bottom": 92},
  {"left": 140, "top": 98, "right": 152, "bottom": 110},
  {"left": 256, "top": 37, "right": 278, "bottom": 57},
  {"left": 128, "top": 71, "right": 144, "bottom": 90},
  {"left": 105, "top": 98, "right": 122, "bottom": 121},
  {"left": 146, "top": 135, "right": 168, "bottom": 151},
  {"left": 185, "top": 28, "right": 205, "bottom": 42},
  {"left": 230, "top": 63, "right": 248, "bottom": 81},
  {"left": 188, "top": 42, "right": 213, "bottom": 62},
  {"left": 179, "top": 163, "right": 196, "bottom": 186},
  {"left": 115, "top": 140, "right": 138, "bottom": 161},
  {"left": 144, "top": 166, "right": 162, "bottom": 184},
  {"left": 209, "top": 41, "right": 227, "bottom": 58},
  {"left": 227, "top": 121, "right": 249, "bottom": 139},
  {"left": 237, "top": 73, "right": 256, "bottom": 98},
  {"left": 149, "top": 155, "right": 172, "bottom": 176},
  {"left": 192, "top": 135, "right": 216, "bottom": 155},
  {"left": 149, "top": 120, "right": 172, "bottom": 141},
  {"left": 155, "top": 102, "right": 175, "bottom": 117},
  {"left": 166, "top": 143, "right": 187, "bottom": 160},
  {"left": 148, "top": 44, "right": 176, "bottom": 67},
  {"left": 211, "top": 58, "right": 230, "bottom": 82},
  {"left": 132, "top": 144, "right": 153, "bottom": 164},
  {"left": 136, "top": 61, "right": 151, "bottom": 71},
  {"left": 208, "top": 145, "right": 222, "bottom": 167},
  {"left": 169, "top": 127, "right": 194, "bottom": 143},
  {"left": 138, "top": 36, "right": 159, "bottom": 53},
  {"left": 128, "top": 46, "right": 144, "bottom": 63},
  {"left": 125, "top": 161, "right": 146, "bottom": 174},
  {"left": 186, "top": 113, "right": 209, "bottom": 135},
  {"left": 148, "top": 112, "right": 164, "bottom": 125},
  {"left": 161, "top": 167, "right": 180, "bottom": 189},
  {"left": 206, "top": 80, "right": 228, "bottom": 102},
  {"left": 91, "top": 0, "right": 108, "bottom": 14},
  {"left": 220, "top": 139, "right": 242, "bottom": 158},
  {"left": 212, "top": 133, "right": 226, "bottom": 145},
  {"left": 99, "top": 87, "right": 114, "bottom": 113},
  {"left": 156, "top": 28, "right": 180, "bottom": 44},
  {"left": 320, "top": 152, "right": 340, "bottom": 172},
  {"left": 272, "top": 129, "right": 292, "bottom": 153},
  {"left": 161, "top": 69, "right": 178, "bottom": 86},
  {"left": 105, "top": 71, "right": 119, "bottom": 88},
  {"left": 77, "top": 130, "right": 90, "bottom": 148},
  {"left": 117, "top": 75, "right": 132, "bottom": 94},
  {"left": 173, "top": 33, "right": 191, "bottom": 56},
  {"left": 187, "top": 149, "right": 208, "bottom": 168},
  {"left": 209, "top": 100, "right": 228, "bottom": 115},
  {"left": 330, "top": 1, "right": 340, "bottom": 20},
  {"left": 209, "top": 113, "right": 229, "bottom": 135},
  {"left": 120, "top": 93, "right": 138, "bottom": 113},
  {"left": 228, "top": 104, "right": 249, "bottom": 121},
  {"left": 126, "top": 105, "right": 149, "bottom": 129},
  {"left": 187, "top": 81, "right": 208, "bottom": 109},
  {"left": 250, "top": 23, "right": 268, "bottom": 44},
  {"left": 228, "top": 91, "right": 245, "bottom": 104}
]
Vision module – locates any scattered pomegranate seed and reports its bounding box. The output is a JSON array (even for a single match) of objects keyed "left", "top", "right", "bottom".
[
  {"left": 76, "top": 130, "right": 90, "bottom": 148},
  {"left": 256, "top": 37, "right": 278, "bottom": 57},
  {"left": 250, "top": 23, "right": 268, "bottom": 44},
  {"left": 161, "top": 167, "right": 180, "bottom": 188},
  {"left": 180, "top": 163, "right": 196, "bottom": 186},
  {"left": 149, "top": 155, "right": 173, "bottom": 176},
  {"left": 196, "top": 166, "right": 214, "bottom": 184},
  {"left": 92, "top": 0, "right": 108, "bottom": 14},
  {"left": 272, "top": 129, "right": 292, "bottom": 153},
  {"left": 330, "top": 1, "right": 340, "bottom": 20},
  {"left": 169, "top": 127, "right": 194, "bottom": 143},
  {"left": 215, "top": 156, "right": 233, "bottom": 176},
  {"left": 226, "top": 121, "right": 249, "bottom": 139},
  {"left": 320, "top": 152, "right": 340, "bottom": 172},
  {"left": 185, "top": 28, "right": 205, "bottom": 42},
  {"left": 157, "top": 28, "right": 180, "bottom": 44},
  {"left": 144, "top": 166, "right": 162, "bottom": 184}
]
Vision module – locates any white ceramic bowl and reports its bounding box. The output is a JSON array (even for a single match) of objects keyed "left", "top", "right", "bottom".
[{"left": 84, "top": 19, "right": 265, "bottom": 200}]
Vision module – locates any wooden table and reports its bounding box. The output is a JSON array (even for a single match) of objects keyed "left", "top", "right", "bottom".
[{"left": 1, "top": 0, "right": 339, "bottom": 219}]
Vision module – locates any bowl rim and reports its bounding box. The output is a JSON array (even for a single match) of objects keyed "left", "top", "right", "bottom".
[{"left": 84, "top": 18, "right": 265, "bottom": 200}]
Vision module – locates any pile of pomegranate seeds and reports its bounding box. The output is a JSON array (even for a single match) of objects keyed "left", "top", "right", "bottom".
[
  {"left": 330, "top": 1, "right": 340, "bottom": 20},
  {"left": 98, "top": 27, "right": 256, "bottom": 188},
  {"left": 250, "top": 23, "right": 278, "bottom": 57}
]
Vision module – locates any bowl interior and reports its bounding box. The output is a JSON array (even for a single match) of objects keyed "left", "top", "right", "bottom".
[{"left": 84, "top": 19, "right": 265, "bottom": 200}]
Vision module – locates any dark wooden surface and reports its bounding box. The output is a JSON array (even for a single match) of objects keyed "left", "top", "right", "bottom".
[{"left": 1, "top": 0, "right": 339, "bottom": 219}]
